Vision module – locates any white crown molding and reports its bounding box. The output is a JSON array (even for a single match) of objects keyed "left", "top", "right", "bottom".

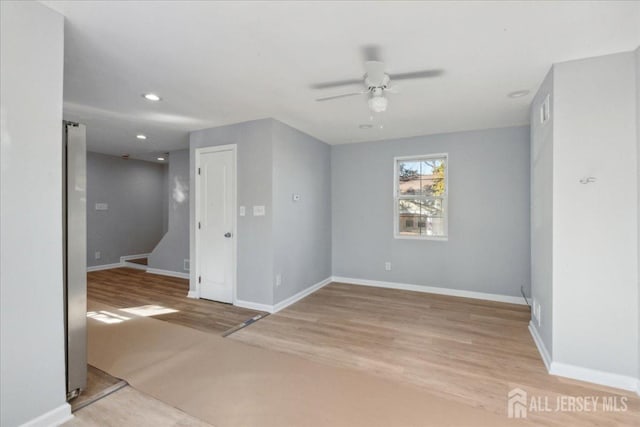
[
  {"left": 332, "top": 276, "right": 528, "bottom": 305},
  {"left": 19, "top": 403, "right": 72, "bottom": 427}
]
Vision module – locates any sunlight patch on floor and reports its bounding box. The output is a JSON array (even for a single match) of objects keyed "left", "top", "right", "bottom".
[
  {"left": 120, "top": 305, "right": 179, "bottom": 317},
  {"left": 87, "top": 311, "right": 131, "bottom": 324}
]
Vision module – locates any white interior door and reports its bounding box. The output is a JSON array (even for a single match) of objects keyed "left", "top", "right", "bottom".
[{"left": 197, "top": 148, "right": 235, "bottom": 303}]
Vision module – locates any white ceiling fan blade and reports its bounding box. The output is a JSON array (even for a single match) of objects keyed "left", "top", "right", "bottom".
[
  {"left": 315, "top": 90, "right": 369, "bottom": 102},
  {"left": 389, "top": 69, "right": 444, "bottom": 81},
  {"left": 364, "top": 61, "right": 386, "bottom": 86}
]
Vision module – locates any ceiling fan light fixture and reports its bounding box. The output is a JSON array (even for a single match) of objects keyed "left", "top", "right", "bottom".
[{"left": 368, "top": 95, "right": 388, "bottom": 113}]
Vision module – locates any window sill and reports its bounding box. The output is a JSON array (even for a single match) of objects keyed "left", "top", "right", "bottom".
[{"left": 394, "top": 235, "right": 448, "bottom": 242}]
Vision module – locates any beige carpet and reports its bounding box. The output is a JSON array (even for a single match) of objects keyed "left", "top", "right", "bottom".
[{"left": 87, "top": 303, "right": 518, "bottom": 427}]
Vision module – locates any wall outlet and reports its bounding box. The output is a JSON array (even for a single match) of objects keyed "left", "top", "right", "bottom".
[
  {"left": 275, "top": 273, "right": 282, "bottom": 287},
  {"left": 384, "top": 262, "right": 392, "bottom": 271},
  {"left": 537, "top": 304, "right": 542, "bottom": 327},
  {"left": 292, "top": 193, "right": 301, "bottom": 202},
  {"left": 94, "top": 251, "right": 101, "bottom": 260},
  {"left": 540, "top": 94, "right": 550, "bottom": 123},
  {"left": 253, "top": 205, "right": 266, "bottom": 216},
  {"left": 95, "top": 203, "right": 108, "bottom": 211},
  {"left": 532, "top": 299, "right": 541, "bottom": 327},
  {"left": 184, "top": 259, "right": 190, "bottom": 271}
]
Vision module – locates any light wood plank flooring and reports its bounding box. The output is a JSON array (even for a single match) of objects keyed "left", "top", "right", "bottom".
[
  {"left": 87, "top": 268, "right": 265, "bottom": 335},
  {"left": 66, "top": 386, "right": 212, "bottom": 427},
  {"left": 71, "top": 366, "right": 126, "bottom": 412},
  {"left": 231, "top": 282, "right": 639, "bottom": 426}
]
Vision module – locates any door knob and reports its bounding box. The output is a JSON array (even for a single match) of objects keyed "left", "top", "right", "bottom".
[{"left": 224, "top": 232, "right": 232, "bottom": 238}]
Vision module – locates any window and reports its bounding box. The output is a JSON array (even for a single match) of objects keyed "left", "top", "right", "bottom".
[{"left": 394, "top": 154, "right": 447, "bottom": 240}]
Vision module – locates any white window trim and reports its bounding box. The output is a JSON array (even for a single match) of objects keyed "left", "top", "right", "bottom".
[{"left": 393, "top": 153, "right": 448, "bottom": 241}]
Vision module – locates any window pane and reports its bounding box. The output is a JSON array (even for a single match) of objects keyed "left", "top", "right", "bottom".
[
  {"left": 398, "top": 158, "right": 446, "bottom": 197},
  {"left": 398, "top": 198, "right": 446, "bottom": 237}
]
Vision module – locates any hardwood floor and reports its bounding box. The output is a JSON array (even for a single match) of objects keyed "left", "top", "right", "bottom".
[
  {"left": 86, "top": 269, "right": 638, "bottom": 425},
  {"left": 231, "top": 282, "right": 640, "bottom": 426},
  {"left": 71, "top": 366, "right": 126, "bottom": 412},
  {"left": 87, "top": 268, "right": 266, "bottom": 335},
  {"left": 66, "top": 387, "right": 212, "bottom": 427}
]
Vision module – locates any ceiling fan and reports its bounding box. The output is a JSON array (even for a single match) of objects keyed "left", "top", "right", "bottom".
[{"left": 313, "top": 48, "right": 443, "bottom": 113}]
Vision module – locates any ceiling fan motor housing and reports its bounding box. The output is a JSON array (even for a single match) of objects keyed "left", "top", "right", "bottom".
[{"left": 365, "top": 74, "right": 390, "bottom": 89}]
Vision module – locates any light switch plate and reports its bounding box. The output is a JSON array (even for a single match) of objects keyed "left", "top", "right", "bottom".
[
  {"left": 292, "top": 194, "right": 301, "bottom": 202},
  {"left": 239, "top": 206, "right": 246, "bottom": 216},
  {"left": 253, "top": 205, "right": 265, "bottom": 216}
]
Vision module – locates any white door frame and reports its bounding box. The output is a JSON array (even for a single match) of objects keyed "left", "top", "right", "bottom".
[{"left": 194, "top": 144, "right": 237, "bottom": 304}]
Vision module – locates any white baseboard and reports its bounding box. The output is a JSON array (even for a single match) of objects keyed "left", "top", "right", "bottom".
[
  {"left": 20, "top": 403, "right": 73, "bottom": 427},
  {"left": 87, "top": 262, "right": 121, "bottom": 272},
  {"left": 146, "top": 268, "right": 189, "bottom": 279},
  {"left": 120, "top": 253, "right": 151, "bottom": 262},
  {"left": 234, "top": 299, "right": 274, "bottom": 313},
  {"left": 273, "top": 276, "right": 332, "bottom": 313},
  {"left": 529, "top": 321, "right": 637, "bottom": 393},
  {"left": 120, "top": 253, "right": 150, "bottom": 270},
  {"left": 332, "top": 276, "right": 528, "bottom": 305},
  {"left": 234, "top": 276, "right": 332, "bottom": 314},
  {"left": 87, "top": 253, "right": 152, "bottom": 272},
  {"left": 528, "top": 321, "right": 551, "bottom": 371},
  {"left": 187, "top": 290, "right": 199, "bottom": 299},
  {"left": 549, "top": 361, "right": 638, "bottom": 392}
]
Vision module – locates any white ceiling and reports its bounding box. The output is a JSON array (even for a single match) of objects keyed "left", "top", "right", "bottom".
[{"left": 44, "top": 1, "right": 640, "bottom": 159}]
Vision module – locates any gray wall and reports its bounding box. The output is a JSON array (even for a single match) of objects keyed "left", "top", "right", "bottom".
[
  {"left": 332, "top": 126, "right": 531, "bottom": 297},
  {"left": 161, "top": 161, "right": 169, "bottom": 234},
  {"left": 0, "top": 2, "right": 68, "bottom": 425},
  {"left": 87, "top": 152, "right": 166, "bottom": 266},
  {"left": 272, "top": 120, "right": 332, "bottom": 304},
  {"left": 552, "top": 52, "right": 638, "bottom": 378},
  {"left": 530, "top": 68, "right": 554, "bottom": 356},
  {"left": 190, "top": 119, "right": 274, "bottom": 305},
  {"left": 149, "top": 149, "right": 190, "bottom": 273},
  {"left": 636, "top": 46, "right": 640, "bottom": 384}
]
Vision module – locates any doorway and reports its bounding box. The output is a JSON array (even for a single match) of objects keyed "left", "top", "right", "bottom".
[{"left": 195, "top": 145, "right": 237, "bottom": 303}]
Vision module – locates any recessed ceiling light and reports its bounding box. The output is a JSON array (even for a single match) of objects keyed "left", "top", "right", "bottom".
[
  {"left": 143, "top": 93, "right": 161, "bottom": 101},
  {"left": 508, "top": 90, "right": 530, "bottom": 98},
  {"left": 136, "top": 134, "right": 147, "bottom": 140},
  {"left": 359, "top": 124, "right": 373, "bottom": 129},
  {"left": 157, "top": 157, "right": 165, "bottom": 161}
]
